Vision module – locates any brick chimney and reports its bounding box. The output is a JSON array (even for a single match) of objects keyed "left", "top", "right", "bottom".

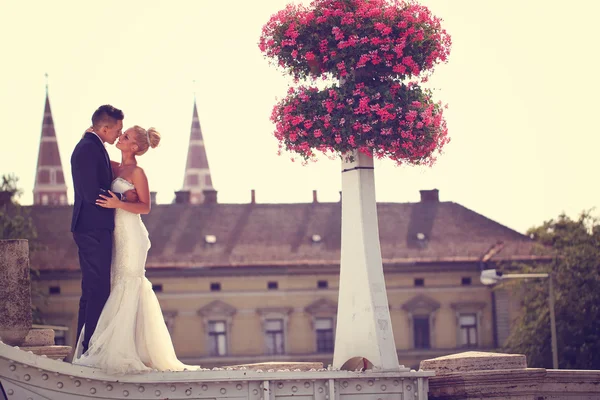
[
  {"left": 203, "top": 189, "right": 218, "bottom": 204},
  {"left": 312, "top": 190, "right": 318, "bottom": 203},
  {"left": 420, "top": 189, "right": 439, "bottom": 202},
  {"left": 251, "top": 189, "right": 256, "bottom": 204},
  {"left": 174, "top": 190, "right": 191, "bottom": 204},
  {"left": 150, "top": 191, "right": 157, "bottom": 205}
]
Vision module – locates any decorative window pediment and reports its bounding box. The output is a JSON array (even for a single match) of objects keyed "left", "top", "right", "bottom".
[
  {"left": 197, "top": 300, "right": 237, "bottom": 318},
  {"left": 256, "top": 307, "right": 293, "bottom": 318},
  {"left": 197, "top": 301, "right": 236, "bottom": 357},
  {"left": 402, "top": 295, "right": 440, "bottom": 349},
  {"left": 305, "top": 298, "right": 337, "bottom": 354},
  {"left": 257, "top": 307, "right": 293, "bottom": 355},
  {"left": 450, "top": 301, "right": 486, "bottom": 313},
  {"left": 305, "top": 298, "right": 338, "bottom": 316},
  {"left": 402, "top": 294, "right": 441, "bottom": 315}
]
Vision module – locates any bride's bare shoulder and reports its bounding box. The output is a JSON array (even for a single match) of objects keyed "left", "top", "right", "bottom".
[{"left": 131, "top": 166, "right": 148, "bottom": 181}]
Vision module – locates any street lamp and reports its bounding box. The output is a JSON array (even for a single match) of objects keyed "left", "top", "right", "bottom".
[{"left": 480, "top": 269, "right": 558, "bottom": 369}]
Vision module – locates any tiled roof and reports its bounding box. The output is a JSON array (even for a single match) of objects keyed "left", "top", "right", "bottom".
[
  {"left": 41, "top": 96, "right": 57, "bottom": 138},
  {"left": 25, "top": 200, "right": 551, "bottom": 272}
]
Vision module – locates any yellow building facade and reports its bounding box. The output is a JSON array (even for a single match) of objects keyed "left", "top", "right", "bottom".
[{"left": 35, "top": 257, "right": 509, "bottom": 369}]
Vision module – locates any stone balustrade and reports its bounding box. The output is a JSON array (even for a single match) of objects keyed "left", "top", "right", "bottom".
[
  {"left": 0, "top": 240, "right": 32, "bottom": 346},
  {"left": 0, "top": 239, "right": 71, "bottom": 360},
  {"left": 421, "top": 351, "right": 600, "bottom": 399}
]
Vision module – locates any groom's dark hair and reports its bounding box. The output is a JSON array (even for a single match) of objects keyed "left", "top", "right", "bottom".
[{"left": 92, "top": 104, "right": 124, "bottom": 127}]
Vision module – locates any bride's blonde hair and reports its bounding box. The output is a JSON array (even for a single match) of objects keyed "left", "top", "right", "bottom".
[{"left": 131, "top": 125, "right": 161, "bottom": 155}]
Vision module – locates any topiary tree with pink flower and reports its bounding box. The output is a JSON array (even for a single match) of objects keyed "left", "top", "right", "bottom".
[{"left": 260, "top": 0, "right": 451, "bottom": 371}]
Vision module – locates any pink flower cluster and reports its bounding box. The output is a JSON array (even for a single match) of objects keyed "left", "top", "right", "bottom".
[
  {"left": 270, "top": 80, "right": 449, "bottom": 166},
  {"left": 259, "top": 0, "right": 452, "bottom": 81}
]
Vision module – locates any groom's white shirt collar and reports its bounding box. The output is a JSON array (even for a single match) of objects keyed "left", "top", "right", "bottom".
[{"left": 89, "top": 131, "right": 105, "bottom": 146}]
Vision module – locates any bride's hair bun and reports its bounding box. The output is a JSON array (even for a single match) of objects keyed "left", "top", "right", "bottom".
[
  {"left": 130, "top": 125, "right": 161, "bottom": 156},
  {"left": 147, "top": 128, "right": 161, "bottom": 149}
]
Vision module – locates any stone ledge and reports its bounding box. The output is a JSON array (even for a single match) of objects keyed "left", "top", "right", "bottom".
[
  {"left": 223, "top": 361, "right": 324, "bottom": 371},
  {"left": 427, "top": 368, "right": 600, "bottom": 399},
  {"left": 421, "top": 352, "right": 600, "bottom": 400},
  {"left": 22, "top": 329, "right": 55, "bottom": 347},
  {"left": 19, "top": 345, "right": 72, "bottom": 361},
  {"left": 420, "top": 351, "right": 527, "bottom": 375}
]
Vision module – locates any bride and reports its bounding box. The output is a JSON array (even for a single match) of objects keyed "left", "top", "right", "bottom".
[{"left": 73, "top": 125, "right": 199, "bottom": 374}]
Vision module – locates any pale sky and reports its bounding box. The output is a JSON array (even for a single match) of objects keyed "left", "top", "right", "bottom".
[{"left": 0, "top": 0, "right": 598, "bottom": 234}]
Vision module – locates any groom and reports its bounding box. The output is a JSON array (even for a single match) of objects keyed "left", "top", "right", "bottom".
[{"left": 70, "top": 104, "right": 138, "bottom": 354}]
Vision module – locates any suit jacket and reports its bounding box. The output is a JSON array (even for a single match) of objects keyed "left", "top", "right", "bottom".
[{"left": 70, "top": 132, "right": 116, "bottom": 232}]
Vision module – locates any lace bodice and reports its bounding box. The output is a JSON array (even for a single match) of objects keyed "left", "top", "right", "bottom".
[{"left": 111, "top": 176, "right": 135, "bottom": 195}]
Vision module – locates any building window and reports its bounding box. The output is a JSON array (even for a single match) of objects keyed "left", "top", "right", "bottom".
[
  {"left": 305, "top": 298, "right": 337, "bottom": 353},
  {"left": 451, "top": 301, "right": 485, "bottom": 348},
  {"left": 59, "top": 194, "right": 67, "bottom": 205},
  {"left": 461, "top": 277, "right": 472, "bottom": 286},
  {"left": 265, "top": 319, "right": 285, "bottom": 355},
  {"left": 198, "top": 300, "right": 236, "bottom": 357},
  {"left": 41, "top": 194, "right": 49, "bottom": 205},
  {"left": 413, "top": 316, "right": 430, "bottom": 349},
  {"left": 414, "top": 278, "right": 425, "bottom": 287},
  {"left": 49, "top": 286, "right": 61, "bottom": 295},
  {"left": 208, "top": 320, "right": 227, "bottom": 356},
  {"left": 402, "top": 294, "right": 440, "bottom": 350},
  {"left": 152, "top": 284, "right": 163, "bottom": 292},
  {"left": 459, "top": 314, "right": 478, "bottom": 347},
  {"left": 317, "top": 280, "right": 328, "bottom": 289},
  {"left": 267, "top": 281, "right": 278, "bottom": 290},
  {"left": 210, "top": 282, "right": 221, "bottom": 291},
  {"left": 315, "top": 317, "right": 334, "bottom": 353}
]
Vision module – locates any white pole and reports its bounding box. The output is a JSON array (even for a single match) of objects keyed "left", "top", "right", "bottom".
[{"left": 332, "top": 150, "right": 401, "bottom": 371}]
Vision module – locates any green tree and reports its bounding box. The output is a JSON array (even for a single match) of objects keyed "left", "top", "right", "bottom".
[
  {"left": 0, "top": 174, "right": 36, "bottom": 240},
  {"left": 505, "top": 211, "right": 600, "bottom": 369}
]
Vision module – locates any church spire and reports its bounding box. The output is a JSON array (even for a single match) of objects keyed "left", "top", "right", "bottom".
[
  {"left": 182, "top": 96, "right": 214, "bottom": 204},
  {"left": 33, "top": 76, "right": 67, "bottom": 205}
]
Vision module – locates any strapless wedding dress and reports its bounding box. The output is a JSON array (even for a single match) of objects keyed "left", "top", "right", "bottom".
[{"left": 73, "top": 177, "right": 200, "bottom": 374}]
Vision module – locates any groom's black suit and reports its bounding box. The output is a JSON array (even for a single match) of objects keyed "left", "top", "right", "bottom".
[{"left": 71, "top": 132, "right": 118, "bottom": 353}]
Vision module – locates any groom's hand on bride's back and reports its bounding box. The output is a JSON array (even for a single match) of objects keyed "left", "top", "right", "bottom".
[{"left": 124, "top": 189, "right": 139, "bottom": 203}]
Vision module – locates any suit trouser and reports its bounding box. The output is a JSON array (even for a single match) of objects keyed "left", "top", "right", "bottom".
[{"left": 73, "top": 229, "right": 112, "bottom": 354}]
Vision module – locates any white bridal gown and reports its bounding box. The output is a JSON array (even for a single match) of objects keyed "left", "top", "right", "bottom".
[{"left": 73, "top": 177, "right": 199, "bottom": 374}]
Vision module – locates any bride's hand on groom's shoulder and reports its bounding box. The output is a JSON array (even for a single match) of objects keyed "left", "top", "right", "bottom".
[
  {"left": 85, "top": 126, "right": 94, "bottom": 133},
  {"left": 96, "top": 190, "right": 122, "bottom": 209}
]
